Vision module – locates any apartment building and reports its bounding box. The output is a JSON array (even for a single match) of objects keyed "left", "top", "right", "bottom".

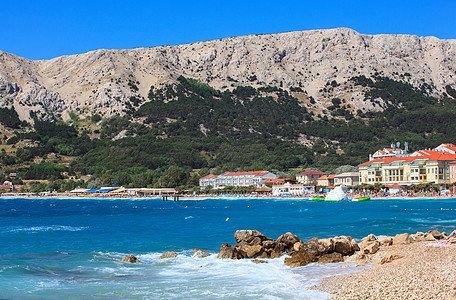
[
  {"left": 199, "top": 171, "right": 277, "bottom": 189},
  {"left": 359, "top": 144, "right": 456, "bottom": 186}
]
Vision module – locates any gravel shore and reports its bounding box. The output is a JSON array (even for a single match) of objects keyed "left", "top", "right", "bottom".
[{"left": 311, "top": 241, "right": 456, "bottom": 299}]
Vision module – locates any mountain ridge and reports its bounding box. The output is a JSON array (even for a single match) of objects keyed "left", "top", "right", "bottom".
[{"left": 1, "top": 27, "right": 456, "bottom": 123}]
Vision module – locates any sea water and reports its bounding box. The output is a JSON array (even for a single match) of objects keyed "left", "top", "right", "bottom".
[{"left": 1, "top": 197, "right": 456, "bottom": 299}]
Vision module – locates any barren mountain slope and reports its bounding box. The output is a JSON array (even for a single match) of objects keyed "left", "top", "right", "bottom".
[{"left": 1, "top": 28, "right": 455, "bottom": 122}]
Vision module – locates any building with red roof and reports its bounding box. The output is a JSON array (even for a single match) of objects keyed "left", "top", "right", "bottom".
[
  {"left": 317, "top": 174, "right": 335, "bottom": 187},
  {"left": 296, "top": 170, "right": 328, "bottom": 185},
  {"left": 359, "top": 143, "right": 456, "bottom": 186},
  {"left": 450, "top": 161, "right": 456, "bottom": 184},
  {"left": 199, "top": 171, "right": 277, "bottom": 189}
]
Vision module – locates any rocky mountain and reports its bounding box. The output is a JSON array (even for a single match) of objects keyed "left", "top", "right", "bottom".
[{"left": 1, "top": 27, "right": 456, "bottom": 123}]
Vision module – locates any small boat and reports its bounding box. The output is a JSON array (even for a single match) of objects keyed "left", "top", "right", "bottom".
[
  {"left": 352, "top": 196, "right": 370, "bottom": 202},
  {"left": 324, "top": 186, "right": 349, "bottom": 202},
  {"left": 310, "top": 197, "right": 325, "bottom": 201}
]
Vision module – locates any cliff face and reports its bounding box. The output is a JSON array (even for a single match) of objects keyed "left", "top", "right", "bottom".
[{"left": 1, "top": 28, "right": 456, "bottom": 122}]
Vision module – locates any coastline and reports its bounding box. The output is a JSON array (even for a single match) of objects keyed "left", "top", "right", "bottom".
[
  {"left": 311, "top": 239, "right": 456, "bottom": 299},
  {"left": 1, "top": 194, "right": 456, "bottom": 201}
]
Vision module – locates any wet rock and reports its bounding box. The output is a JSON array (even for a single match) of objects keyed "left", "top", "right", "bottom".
[
  {"left": 236, "top": 244, "right": 264, "bottom": 258},
  {"left": 120, "top": 255, "right": 140, "bottom": 263},
  {"left": 252, "top": 259, "right": 268, "bottom": 264},
  {"left": 269, "top": 243, "right": 285, "bottom": 258},
  {"left": 192, "top": 249, "right": 211, "bottom": 258},
  {"left": 284, "top": 250, "right": 313, "bottom": 268},
  {"left": 159, "top": 251, "right": 178, "bottom": 259},
  {"left": 217, "top": 243, "right": 239, "bottom": 259},
  {"left": 277, "top": 232, "right": 302, "bottom": 253},
  {"left": 393, "top": 233, "right": 411, "bottom": 245},
  {"left": 302, "top": 238, "right": 329, "bottom": 260},
  {"left": 318, "top": 252, "right": 344, "bottom": 264}
]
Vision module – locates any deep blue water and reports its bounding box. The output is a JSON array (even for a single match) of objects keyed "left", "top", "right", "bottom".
[{"left": 1, "top": 197, "right": 456, "bottom": 299}]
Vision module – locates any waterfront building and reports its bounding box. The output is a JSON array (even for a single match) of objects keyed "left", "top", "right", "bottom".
[
  {"left": 385, "top": 184, "right": 403, "bottom": 194},
  {"left": 317, "top": 174, "right": 335, "bottom": 187},
  {"left": 334, "top": 172, "right": 360, "bottom": 186},
  {"left": 296, "top": 170, "right": 328, "bottom": 185},
  {"left": 369, "top": 142, "right": 409, "bottom": 160},
  {"left": 450, "top": 161, "right": 456, "bottom": 184},
  {"left": 199, "top": 171, "right": 277, "bottom": 189},
  {"left": 272, "top": 182, "right": 315, "bottom": 196},
  {"left": 359, "top": 144, "right": 456, "bottom": 186}
]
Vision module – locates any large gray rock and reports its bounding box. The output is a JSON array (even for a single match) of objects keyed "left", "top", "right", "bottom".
[{"left": 393, "top": 233, "right": 411, "bottom": 245}]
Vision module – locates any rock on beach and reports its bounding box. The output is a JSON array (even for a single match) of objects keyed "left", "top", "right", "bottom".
[{"left": 312, "top": 229, "right": 456, "bottom": 299}]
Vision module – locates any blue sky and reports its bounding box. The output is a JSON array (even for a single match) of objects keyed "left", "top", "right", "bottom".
[{"left": 1, "top": 0, "right": 455, "bottom": 60}]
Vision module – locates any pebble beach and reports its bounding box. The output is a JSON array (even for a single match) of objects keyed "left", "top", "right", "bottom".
[{"left": 312, "top": 240, "right": 456, "bottom": 299}]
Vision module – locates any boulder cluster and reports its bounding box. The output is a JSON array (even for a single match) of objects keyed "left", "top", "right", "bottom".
[
  {"left": 216, "top": 229, "right": 449, "bottom": 268},
  {"left": 119, "top": 229, "right": 448, "bottom": 267},
  {"left": 217, "top": 230, "right": 359, "bottom": 267}
]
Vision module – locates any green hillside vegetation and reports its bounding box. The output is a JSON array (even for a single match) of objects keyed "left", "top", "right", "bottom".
[{"left": 1, "top": 75, "right": 456, "bottom": 192}]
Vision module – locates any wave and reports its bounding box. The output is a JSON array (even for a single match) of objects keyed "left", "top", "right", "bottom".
[{"left": 6, "top": 225, "right": 88, "bottom": 233}]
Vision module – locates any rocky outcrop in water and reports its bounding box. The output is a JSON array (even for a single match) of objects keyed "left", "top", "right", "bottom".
[
  {"left": 218, "top": 229, "right": 447, "bottom": 268},
  {"left": 217, "top": 230, "right": 360, "bottom": 267},
  {"left": 120, "top": 254, "right": 140, "bottom": 263}
]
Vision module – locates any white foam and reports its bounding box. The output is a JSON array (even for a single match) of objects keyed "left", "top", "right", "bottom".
[{"left": 7, "top": 225, "right": 88, "bottom": 233}]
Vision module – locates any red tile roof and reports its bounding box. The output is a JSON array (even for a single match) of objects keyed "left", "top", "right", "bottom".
[
  {"left": 220, "top": 171, "right": 271, "bottom": 177},
  {"left": 200, "top": 174, "right": 218, "bottom": 179},
  {"left": 297, "top": 170, "right": 328, "bottom": 176},
  {"left": 359, "top": 152, "right": 456, "bottom": 166}
]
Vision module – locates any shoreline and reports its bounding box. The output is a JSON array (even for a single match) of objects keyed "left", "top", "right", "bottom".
[
  {"left": 1, "top": 194, "right": 456, "bottom": 201},
  {"left": 311, "top": 239, "right": 456, "bottom": 299}
]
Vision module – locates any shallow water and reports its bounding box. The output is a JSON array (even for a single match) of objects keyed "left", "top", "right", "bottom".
[{"left": 1, "top": 197, "right": 455, "bottom": 298}]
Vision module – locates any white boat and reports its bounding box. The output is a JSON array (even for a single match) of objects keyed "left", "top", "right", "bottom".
[{"left": 325, "top": 186, "right": 349, "bottom": 202}]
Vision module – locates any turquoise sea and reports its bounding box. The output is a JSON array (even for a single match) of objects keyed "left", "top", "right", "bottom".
[{"left": 1, "top": 197, "right": 456, "bottom": 299}]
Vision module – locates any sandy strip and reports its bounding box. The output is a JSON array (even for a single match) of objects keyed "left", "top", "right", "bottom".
[{"left": 311, "top": 241, "right": 456, "bottom": 299}]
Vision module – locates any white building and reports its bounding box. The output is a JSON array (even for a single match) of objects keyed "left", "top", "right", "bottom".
[
  {"left": 199, "top": 171, "right": 277, "bottom": 189},
  {"left": 369, "top": 142, "right": 409, "bottom": 160},
  {"left": 272, "top": 182, "right": 315, "bottom": 196}
]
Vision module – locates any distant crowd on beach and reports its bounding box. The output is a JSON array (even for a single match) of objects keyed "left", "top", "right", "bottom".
[{"left": 2, "top": 188, "right": 456, "bottom": 200}]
